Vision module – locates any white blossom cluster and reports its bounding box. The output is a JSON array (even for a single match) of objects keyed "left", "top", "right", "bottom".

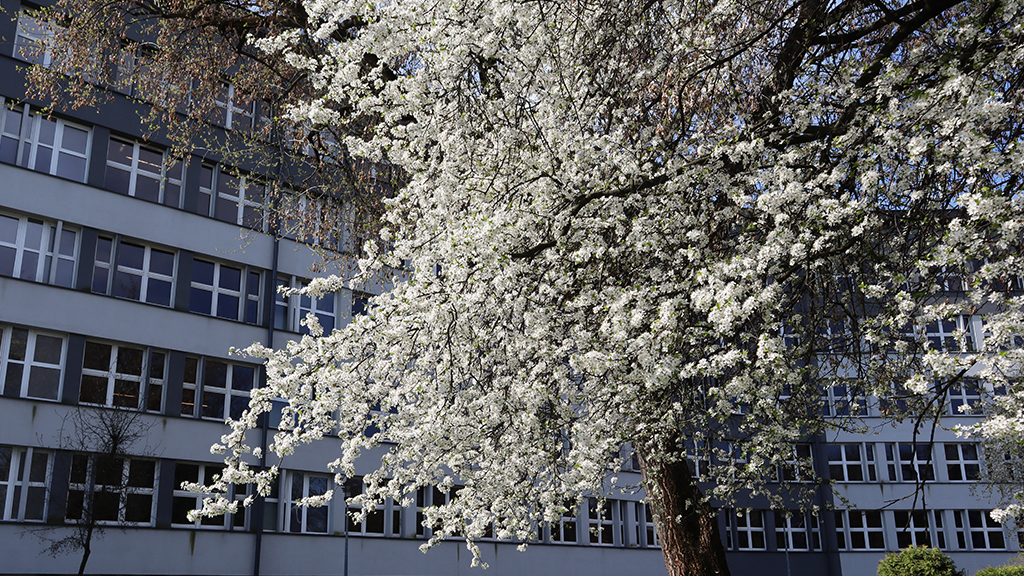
[{"left": 186, "top": 0, "right": 1024, "bottom": 563}]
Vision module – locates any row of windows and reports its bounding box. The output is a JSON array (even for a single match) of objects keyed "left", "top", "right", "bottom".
[
  {"left": 820, "top": 377, "right": 1001, "bottom": 418},
  {"left": 0, "top": 208, "right": 368, "bottom": 330},
  {"left": 2, "top": 447, "right": 659, "bottom": 547},
  {"left": 726, "top": 509, "right": 1013, "bottom": 552},
  {"left": 0, "top": 99, "right": 347, "bottom": 249}
]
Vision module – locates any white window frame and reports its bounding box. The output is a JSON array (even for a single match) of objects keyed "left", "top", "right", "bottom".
[
  {"left": 213, "top": 83, "right": 255, "bottom": 131},
  {"left": 0, "top": 326, "right": 65, "bottom": 401},
  {"left": 821, "top": 381, "right": 866, "bottom": 416},
  {"left": 189, "top": 258, "right": 261, "bottom": 324},
  {"left": 0, "top": 446, "right": 51, "bottom": 522},
  {"left": 779, "top": 444, "right": 813, "bottom": 483},
  {"left": 13, "top": 14, "right": 54, "bottom": 67},
  {"left": 92, "top": 236, "right": 176, "bottom": 307},
  {"left": 826, "top": 443, "right": 877, "bottom": 482},
  {"left": 104, "top": 137, "right": 184, "bottom": 208},
  {"left": 213, "top": 167, "right": 266, "bottom": 230},
  {"left": 79, "top": 341, "right": 165, "bottom": 412},
  {"left": 885, "top": 442, "right": 935, "bottom": 483},
  {"left": 66, "top": 455, "right": 158, "bottom": 526},
  {"left": 774, "top": 511, "right": 820, "bottom": 551},
  {"left": 725, "top": 510, "right": 766, "bottom": 551},
  {"left": 944, "top": 443, "right": 981, "bottom": 483},
  {"left": 587, "top": 498, "right": 619, "bottom": 546},
  {"left": 284, "top": 471, "right": 330, "bottom": 534},
  {"left": 922, "top": 315, "right": 976, "bottom": 353},
  {"left": 344, "top": 477, "right": 398, "bottom": 537},
  {"left": 947, "top": 379, "right": 983, "bottom": 415},
  {"left": 275, "top": 276, "right": 337, "bottom": 335},
  {"left": 834, "top": 510, "right": 886, "bottom": 550},
  {"left": 894, "top": 509, "right": 946, "bottom": 549},
  {"left": 0, "top": 211, "right": 78, "bottom": 287},
  {"left": 179, "top": 356, "right": 256, "bottom": 421},
  {"left": 0, "top": 102, "right": 91, "bottom": 182},
  {"left": 171, "top": 462, "right": 245, "bottom": 530},
  {"left": 548, "top": 503, "right": 579, "bottom": 544},
  {"left": 955, "top": 510, "right": 1006, "bottom": 550}
]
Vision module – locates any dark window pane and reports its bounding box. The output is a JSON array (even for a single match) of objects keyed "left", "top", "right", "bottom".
[
  {"left": 134, "top": 175, "right": 160, "bottom": 202},
  {"left": 65, "top": 490, "right": 84, "bottom": 520},
  {"left": 107, "top": 139, "right": 132, "bottom": 165},
  {"left": 175, "top": 463, "right": 199, "bottom": 487},
  {"left": 245, "top": 300, "right": 258, "bottom": 324},
  {"left": 230, "top": 395, "right": 248, "bottom": 420},
  {"left": 149, "top": 249, "right": 174, "bottom": 276},
  {"left": 219, "top": 266, "right": 241, "bottom": 291},
  {"left": 96, "top": 237, "right": 113, "bottom": 263},
  {"left": 190, "top": 287, "right": 213, "bottom": 315},
  {"left": 114, "top": 270, "right": 142, "bottom": 299},
  {"left": 79, "top": 375, "right": 109, "bottom": 404},
  {"left": 232, "top": 366, "right": 254, "bottom": 392},
  {"left": 0, "top": 246, "right": 15, "bottom": 276},
  {"left": 204, "top": 361, "right": 227, "bottom": 388},
  {"left": 127, "top": 460, "right": 155, "bottom": 487},
  {"left": 164, "top": 183, "right": 180, "bottom": 208},
  {"left": 27, "top": 366, "right": 61, "bottom": 399},
  {"left": 91, "top": 266, "right": 109, "bottom": 293},
  {"left": 34, "top": 334, "right": 63, "bottom": 364},
  {"left": 113, "top": 379, "right": 140, "bottom": 408},
  {"left": 0, "top": 215, "right": 20, "bottom": 243},
  {"left": 149, "top": 352, "right": 165, "bottom": 380},
  {"left": 61, "top": 126, "right": 88, "bottom": 153},
  {"left": 202, "top": 391, "right": 224, "bottom": 419},
  {"left": 116, "top": 347, "right": 143, "bottom": 375},
  {"left": 84, "top": 343, "right": 112, "bottom": 373},
  {"left": 33, "top": 146, "right": 52, "bottom": 173},
  {"left": 192, "top": 259, "right": 214, "bottom": 285},
  {"left": 137, "top": 147, "right": 161, "bottom": 173},
  {"left": 95, "top": 456, "right": 123, "bottom": 486},
  {"left": 93, "top": 491, "right": 120, "bottom": 521},
  {"left": 18, "top": 251, "right": 38, "bottom": 280},
  {"left": 146, "top": 279, "right": 172, "bottom": 306},
  {"left": 215, "top": 196, "right": 237, "bottom": 223},
  {"left": 55, "top": 258, "right": 74, "bottom": 287},
  {"left": 216, "top": 295, "right": 239, "bottom": 320},
  {"left": 56, "top": 153, "right": 86, "bottom": 181},
  {"left": 146, "top": 383, "right": 162, "bottom": 411},
  {"left": 9, "top": 328, "right": 28, "bottom": 360},
  {"left": 172, "top": 496, "right": 195, "bottom": 524},
  {"left": 117, "top": 242, "right": 145, "bottom": 270}
]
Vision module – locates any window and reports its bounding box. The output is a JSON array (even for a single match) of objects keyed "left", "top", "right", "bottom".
[
  {"left": 587, "top": 499, "right": 618, "bottom": 546},
  {"left": 955, "top": 510, "right": 1005, "bottom": 550},
  {"left": 189, "top": 258, "right": 261, "bottom": 323},
  {"left": 0, "top": 212, "right": 78, "bottom": 287},
  {"left": 194, "top": 163, "right": 265, "bottom": 229},
  {"left": 725, "top": 510, "right": 766, "bottom": 550},
  {"left": 834, "top": 510, "right": 885, "bottom": 550},
  {"left": 171, "top": 462, "right": 245, "bottom": 529},
  {"left": 923, "top": 316, "right": 975, "bottom": 352},
  {"left": 549, "top": 503, "right": 578, "bottom": 544},
  {"left": 104, "top": 138, "right": 184, "bottom": 208},
  {"left": 945, "top": 444, "right": 981, "bottom": 482},
  {"left": 637, "top": 502, "right": 658, "bottom": 547},
  {"left": 13, "top": 14, "right": 53, "bottom": 67},
  {"left": 180, "top": 357, "right": 255, "bottom": 421},
  {"left": 0, "top": 326, "right": 65, "bottom": 400},
  {"left": 895, "top": 510, "right": 945, "bottom": 549},
  {"left": 285, "top": 471, "right": 329, "bottom": 534},
  {"left": 826, "top": 443, "right": 877, "bottom": 482},
  {"left": 885, "top": 443, "right": 934, "bottom": 482},
  {"left": 0, "top": 446, "right": 50, "bottom": 521},
  {"left": 92, "top": 237, "right": 175, "bottom": 306},
  {"left": 66, "top": 455, "right": 157, "bottom": 525},
  {"left": 0, "top": 103, "right": 90, "bottom": 182},
  {"left": 213, "top": 83, "right": 255, "bottom": 131},
  {"left": 344, "top": 477, "right": 399, "bottom": 537},
  {"left": 779, "top": 444, "right": 813, "bottom": 482},
  {"left": 352, "top": 291, "right": 371, "bottom": 317},
  {"left": 79, "top": 341, "right": 165, "bottom": 412},
  {"left": 275, "top": 276, "right": 336, "bottom": 335},
  {"left": 774, "top": 512, "right": 820, "bottom": 551},
  {"left": 821, "top": 381, "right": 866, "bottom": 416},
  {"left": 948, "top": 380, "right": 982, "bottom": 415}
]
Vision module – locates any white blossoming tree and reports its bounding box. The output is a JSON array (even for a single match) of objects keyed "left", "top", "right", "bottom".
[{"left": 30, "top": 0, "right": 1024, "bottom": 574}]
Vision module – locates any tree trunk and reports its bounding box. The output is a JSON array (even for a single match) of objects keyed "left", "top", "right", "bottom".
[
  {"left": 637, "top": 446, "right": 731, "bottom": 576},
  {"left": 78, "top": 523, "right": 92, "bottom": 575}
]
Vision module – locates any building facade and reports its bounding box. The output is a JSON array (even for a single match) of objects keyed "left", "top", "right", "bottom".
[{"left": 0, "top": 2, "right": 1019, "bottom": 575}]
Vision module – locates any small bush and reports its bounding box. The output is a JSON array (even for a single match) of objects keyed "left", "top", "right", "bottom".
[
  {"left": 877, "top": 546, "right": 965, "bottom": 576},
  {"left": 976, "top": 566, "right": 1024, "bottom": 576}
]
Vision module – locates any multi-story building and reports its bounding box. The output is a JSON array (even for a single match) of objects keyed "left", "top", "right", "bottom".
[{"left": 0, "top": 2, "right": 1018, "bottom": 575}]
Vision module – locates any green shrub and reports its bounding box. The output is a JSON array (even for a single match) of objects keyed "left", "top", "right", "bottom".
[
  {"left": 975, "top": 566, "right": 1024, "bottom": 576},
  {"left": 877, "top": 546, "right": 965, "bottom": 576}
]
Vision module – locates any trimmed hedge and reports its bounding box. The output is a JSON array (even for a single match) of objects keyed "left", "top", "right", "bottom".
[
  {"left": 975, "top": 566, "right": 1024, "bottom": 576},
  {"left": 877, "top": 546, "right": 965, "bottom": 576}
]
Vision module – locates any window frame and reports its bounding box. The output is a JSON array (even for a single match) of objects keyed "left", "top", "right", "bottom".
[
  {"left": 189, "top": 257, "right": 261, "bottom": 324},
  {"left": 834, "top": 510, "right": 886, "bottom": 550},
  {"left": 92, "top": 236, "right": 176, "bottom": 307},
  {"left": 66, "top": 454, "right": 158, "bottom": 526},
  {"left": 179, "top": 356, "right": 256, "bottom": 421},
  {"left": 0, "top": 102, "right": 91, "bottom": 182},
  {"left": 0, "top": 445, "right": 51, "bottom": 522},
  {"left": 0, "top": 211, "right": 79, "bottom": 287},
  {"left": 284, "top": 471, "right": 330, "bottom": 534},
  {"left": 0, "top": 325, "right": 66, "bottom": 401},
  {"left": 826, "top": 443, "right": 877, "bottom": 483},
  {"left": 104, "top": 137, "right": 185, "bottom": 208}
]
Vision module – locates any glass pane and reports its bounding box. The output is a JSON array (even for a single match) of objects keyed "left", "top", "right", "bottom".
[
  {"left": 114, "top": 270, "right": 143, "bottom": 300},
  {"left": 202, "top": 391, "right": 224, "bottom": 419},
  {"left": 9, "top": 328, "right": 28, "bottom": 360},
  {"left": 216, "top": 295, "right": 239, "bottom": 319},
  {"left": 149, "top": 352, "right": 165, "bottom": 380},
  {"left": 95, "top": 237, "right": 113, "bottom": 263},
  {"left": 126, "top": 493, "right": 155, "bottom": 522},
  {"left": 91, "top": 266, "right": 109, "bottom": 293},
  {"left": 37, "top": 119, "right": 56, "bottom": 146},
  {"left": 134, "top": 175, "right": 160, "bottom": 202},
  {"left": 116, "top": 347, "right": 143, "bottom": 375},
  {"left": 33, "top": 146, "right": 52, "bottom": 173},
  {"left": 204, "top": 361, "right": 227, "bottom": 388},
  {"left": 23, "top": 220, "right": 42, "bottom": 249},
  {"left": 54, "top": 258, "right": 74, "bottom": 287},
  {"left": 56, "top": 152, "right": 87, "bottom": 180},
  {"left": 172, "top": 496, "right": 195, "bottom": 524},
  {"left": 0, "top": 214, "right": 18, "bottom": 243},
  {"left": 0, "top": 246, "right": 14, "bottom": 276},
  {"left": 29, "top": 452, "right": 48, "bottom": 482},
  {"left": 137, "top": 147, "right": 161, "bottom": 174},
  {"left": 149, "top": 249, "right": 174, "bottom": 276},
  {"left": 107, "top": 139, "right": 133, "bottom": 166},
  {"left": 18, "top": 250, "right": 38, "bottom": 280},
  {"left": 191, "top": 259, "right": 215, "bottom": 286},
  {"left": 0, "top": 136, "right": 17, "bottom": 164},
  {"left": 215, "top": 195, "right": 237, "bottom": 223},
  {"left": 25, "top": 486, "right": 46, "bottom": 520},
  {"left": 104, "top": 163, "right": 132, "bottom": 192},
  {"left": 189, "top": 287, "right": 213, "bottom": 314},
  {"left": 117, "top": 242, "right": 145, "bottom": 270},
  {"left": 127, "top": 460, "right": 155, "bottom": 487},
  {"left": 180, "top": 388, "right": 195, "bottom": 416},
  {"left": 145, "top": 278, "right": 172, "bottom": 306},
  {"left": 247, "top": 271, "right": 260, "bottom": 296},
  {"left": 164, "top": 183, "right": 180, "bottom": 208},
  {"left": 219, "top": 266, "right": 241, "bottom": 291},
  {"left": 146, "top": 383, "right": 162, "bottom": 411},
  {"left": 61, "top": 126, "right": 89, "bottom": 153},
  {"left": 232, "top": 366, "right": 254, "bottom": 392},
  {"left": 33, "top": 334, "right": 63, "bottom": 364},
  {"left": 27, "top": 365, "right": 61, "bottom": 399}
]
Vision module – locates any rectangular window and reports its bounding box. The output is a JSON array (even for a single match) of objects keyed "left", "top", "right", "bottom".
[
  {"left": 725, "top": 510, "right": 766, "bottom": 550},
  {"left": 344, "top": 477, "right": 397, "bottom": 537},
  {"left": 924, "top": 316, "right": 975, "bottom": 352},
  {"left": 179, "top": 357, "right": 255, "bottom": 421},
  {"left": 774, "top": 512, "right": 820, "bottom": 551},
  {"left": 945, "top": 443, "right": 981, "bottom": 482},
  {"left": 92, "top": 236, "right": 175, "bottom": 306},
  {"left": 0, "top": 103, "right": 90, "bottom": 182},
  {"left": 587, "top": 499, "right": 618, "bottom": 546},
  {"left": 0, "top": 212, "right": 78, "bottom": 287},
  {"left": 104, "top": 138, "right": 184, "bottom": 208},
  {"left": 171, "top": 462, "right": 244, "bottom": 529},
  {"left": 274, "top": 276, "right": 336, "bottom": 334},
  {"left": 955, "top": 510, "right": 1005, "bottom": 550},
  {"left": 779, "top": 444, "right": 813, "bottom": 482},
  {"left": 0, "top": 446, "right": 50, "bottom": 521},
  {"left": 66, "top": 455, "right": 157, "bottom": 525},
  {"left": 826, "top": 443, "right": 877, "bottom": 482},
  {"left": 13, "top": 15, "right": 54, "bottom": 67},
  {"left": 895, "top": 510, "right": 945, "bottom": 549},
  {"left": 213, "top": 83, "right": 255, "bottom": 131},
  {"left": 821, "top": 381, "right": 866, "bottom": 416},
  {"left": 834, "top": 510, "right": 885, "bottom": 550},
  {"left": 948, "top": 380, "right": 982, "bottom": 415},
  {"left": 79, "top": 341, "right": 165, "bottom": 412},
  {"left": 0, "top": 326, "right": 65, "bottom": 400},
  {"left": 189, "top": 258, "right": 261, "bottom": 323},
  {"left": 285, "top": 471, "right": 329, "bottom": 534},
  {"left": 549, "top": 503, "right": 578, "bottom": 544},
  {"left": 885, "top": 443, "right": 935, "bottom": 482},
  {"left": 637, "top": 502, "right": 658, "bottom": 547}
]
